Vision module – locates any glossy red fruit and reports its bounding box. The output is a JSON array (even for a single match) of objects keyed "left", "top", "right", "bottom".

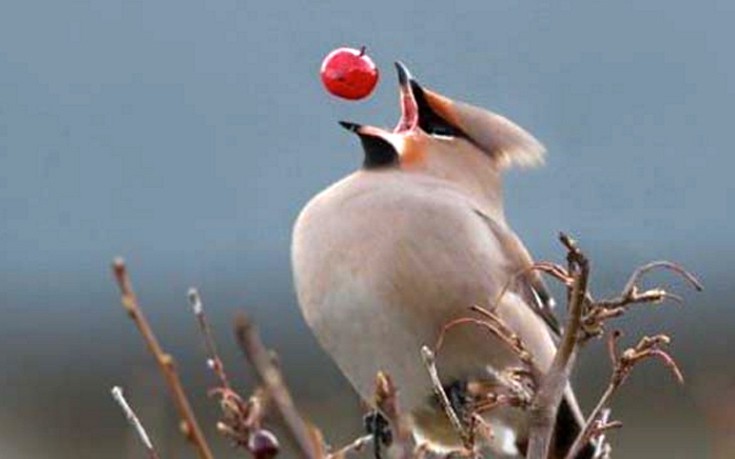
[
  {"left": 248, "top": 429, "right": 279, "bottom": 459},
  {"left": 320, "top": 46, "right": 379, "bottom": 100}
]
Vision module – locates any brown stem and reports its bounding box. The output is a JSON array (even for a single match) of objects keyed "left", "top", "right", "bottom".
[
  {"left": 112, "top": 259, "right": 214, "bottom": 459},
  {"left": 622, "top": 261, "right": 702, "bottom": 295},
  {"left": 233, "top": 312, "right": 322, "bottom": 459},
  {"left": 526, "top": 233, "right": 589, "bottom": 459},
  {"left": 373, "top": 371, "right": 416, "bottom": 459},
  {"left": 111, "top": 386, "right": 161, "bottom": 459},
  {"left": 564, "top": 382, "right": 617, "bottom": 459},
  {"left": 188, "top": 288, "right": 232, "bottom": 390},
  {"left": 327, "top": 434, "right": 373, "bottom": 459},
  {"left": 421, "top": 346, "right": 470, "bottom": 448},
  {"left": 566, "top": 332, "right": 684, "bottom": 458}
]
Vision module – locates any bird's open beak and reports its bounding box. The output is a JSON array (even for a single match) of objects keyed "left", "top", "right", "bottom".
[
  {"left": 339, "top": 61, "right": 420, "bottom": 141},
  {"left": 393, "top": 61, "right": 419, "bottom": 133},
  {"left": 341, "top": 62, "right": 419, "bottom": 138}
]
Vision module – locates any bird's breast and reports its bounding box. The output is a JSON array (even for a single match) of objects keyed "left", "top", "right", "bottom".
[{"left": 292, "top": 173, "right": 520, "bottom": 409}]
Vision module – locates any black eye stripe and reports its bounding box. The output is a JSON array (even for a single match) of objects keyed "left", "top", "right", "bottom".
[{"left": 410, "top": 81, "right": 466, "bottom": 138}]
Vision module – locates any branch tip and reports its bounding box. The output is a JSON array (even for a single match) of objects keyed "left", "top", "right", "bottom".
[
  {"left": 111, "top": 385, "right": 159, "bottom": 458},
  {"left": 188, "top": 287, "right": 203, "bottom": 315}
]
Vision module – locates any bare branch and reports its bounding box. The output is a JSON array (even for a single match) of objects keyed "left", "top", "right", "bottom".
[
  {"left": 590, "top": 409, "right": 616, "bottom": 459},
  {"left": 373, "top": 371, "right": 416, "bottom": 459},
  {"left": 327, "top": 434, "right": 373, "bottom": 459},
  {"left": 111, "top": 386, "right": 160, "bottom": 459},
  {"left": 527, "top": 233, "right": 589, "bottom": 459},
  {"left": 111, "top": 258, "right": 214, "bottom": 459},
  {"left": 233, "top": 312, "right": 323, "bottom": 459},
  {"left": 565, "top": 332, "right": 683, "bottom": 459},
  {"left": 621, "top": 261, "right": 703, "bottom": 295},
  {"left": 188, "top": 288, "right": 231, "bottom": 390},
  {"left": 421, "top": 346, "right": 470, "bottom": 449},
  {"left": 582, "top": 261, "right": 703, "bottom": 340}
]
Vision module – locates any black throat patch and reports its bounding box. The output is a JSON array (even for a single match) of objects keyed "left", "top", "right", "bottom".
[{"left": 359, "top": 134, "right": 399, "bottom": 169}]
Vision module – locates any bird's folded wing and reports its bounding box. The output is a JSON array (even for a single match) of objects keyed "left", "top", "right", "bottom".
[{"left": 473, "top": 209, "right": 562, "bottom": 336}]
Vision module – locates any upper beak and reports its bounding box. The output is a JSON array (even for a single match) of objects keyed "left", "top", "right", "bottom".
[{"left": 394, "top": 61, "right": 419, "bottom": 133}]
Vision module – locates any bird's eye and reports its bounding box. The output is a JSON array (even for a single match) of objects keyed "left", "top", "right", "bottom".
[
  {"left": 427, "top": 127, "right": 457, "bottom": 139},
  {"left": 424, "top": 120, "right": 465, "bottom": 140}
]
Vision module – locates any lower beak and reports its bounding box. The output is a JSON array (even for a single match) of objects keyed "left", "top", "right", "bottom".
[{"left": 339, "top": 121, "right": 391, "bottom": 138}]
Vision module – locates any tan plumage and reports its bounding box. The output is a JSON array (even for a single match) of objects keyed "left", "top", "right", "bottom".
[
  {"left": 416, "top": 85, "right": 547, "bottom": 169},
  {"left": 292, "top": 63, "right": 589, "bottom": 457}
]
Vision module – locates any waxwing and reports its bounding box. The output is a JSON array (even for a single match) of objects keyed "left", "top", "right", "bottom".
[{"left": 292, "top": 62, "right": 592, "bottom": 458}]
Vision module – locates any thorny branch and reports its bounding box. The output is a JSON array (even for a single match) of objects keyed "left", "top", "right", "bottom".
[{"left": 112, "top": 259, "right": 214, "bottom": 459}]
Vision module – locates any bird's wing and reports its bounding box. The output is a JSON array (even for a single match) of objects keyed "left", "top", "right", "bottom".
[{"left": 473, "top": 209, "right": 562, "bottom": 337}]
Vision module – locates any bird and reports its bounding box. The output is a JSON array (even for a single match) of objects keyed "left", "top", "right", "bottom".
[{"left": 292, "top": 61, "right": 591, "bottom": 458}]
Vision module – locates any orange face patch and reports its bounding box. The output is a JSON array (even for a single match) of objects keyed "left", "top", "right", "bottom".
[{"left": 398, "top": 134, "right": 427, "bottom": 168}]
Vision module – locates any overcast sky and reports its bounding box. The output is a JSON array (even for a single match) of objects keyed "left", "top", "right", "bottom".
[{"left": 0, "top": 1, "right": 732, "bottom": 457}]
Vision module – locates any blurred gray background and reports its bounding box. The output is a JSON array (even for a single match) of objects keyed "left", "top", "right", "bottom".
[{"left": 1, "top": 1, "right": 733, "bottom": 457}]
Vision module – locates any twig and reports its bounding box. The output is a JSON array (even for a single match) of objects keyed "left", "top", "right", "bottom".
[
  {"left": 436, "top": 305, "right": 541, "bottom": 389},
  {"left": 112, "top": 259, "right": 214, "bottom": 459},
  {"left": 584, "top": 261, "right": 703, "bottom": 340},
  {"left": 469, "top": 374, "right": 533, "bottom": 414},
  {"left": 470, "top": 305, "right": 538, "bottom": 372},
  {"left": 327, "top": 434, "right": 373, "bottom": 459},
  {"left": 564, "top": 331, "right": 683, "bottom": 459},
  {"left": 590, "top": 409, "right": 615, "bottom": 459},
  {"left": 111, "top": 386, "right": 160, "bottom": 459},
  {"left": 490, "top": 262, "right": 572, "bottom": 312},
  {"left": 527, "top": 233, "right": 589, "bottom": 459},
  {"left": 373, "top": 371, "right": 416, "bottom": 459},
  {"left": 421, "top": 346, "right": 470, "bottom": 449},
  {"left": 233, "top": 312, "right": 322, "bottom": 459},
  {"left": 189, "top": 289, "right": 282, "bottom": 457},
  {"left": 621, "top": 261, "right": 702, "bottom": 295},
  {"left": 188, "top": 288, "right": 231, "bottom": 390}
]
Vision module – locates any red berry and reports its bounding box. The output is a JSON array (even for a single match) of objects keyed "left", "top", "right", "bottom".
[
  {"left": 320, "top": 46, "right": 379, "bottom": 100},
  {"left": 248, "top": 429, "right": 279, "bottom": 458}
]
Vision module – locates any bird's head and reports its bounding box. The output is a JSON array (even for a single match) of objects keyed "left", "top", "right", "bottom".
[
  {"left": 342, "top": 61, "right": 546, "bottom": 169},
  {"left": 340, "top": 62, "right": 546, "bottom": 210}
]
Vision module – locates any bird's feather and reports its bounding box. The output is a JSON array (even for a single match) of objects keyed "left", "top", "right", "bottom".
[
  {"left": 420, "top": 87, "right": 546, "bottom": 169},
  {"left": 473, "top": 208, "right": 561, "bottom": 336}
]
